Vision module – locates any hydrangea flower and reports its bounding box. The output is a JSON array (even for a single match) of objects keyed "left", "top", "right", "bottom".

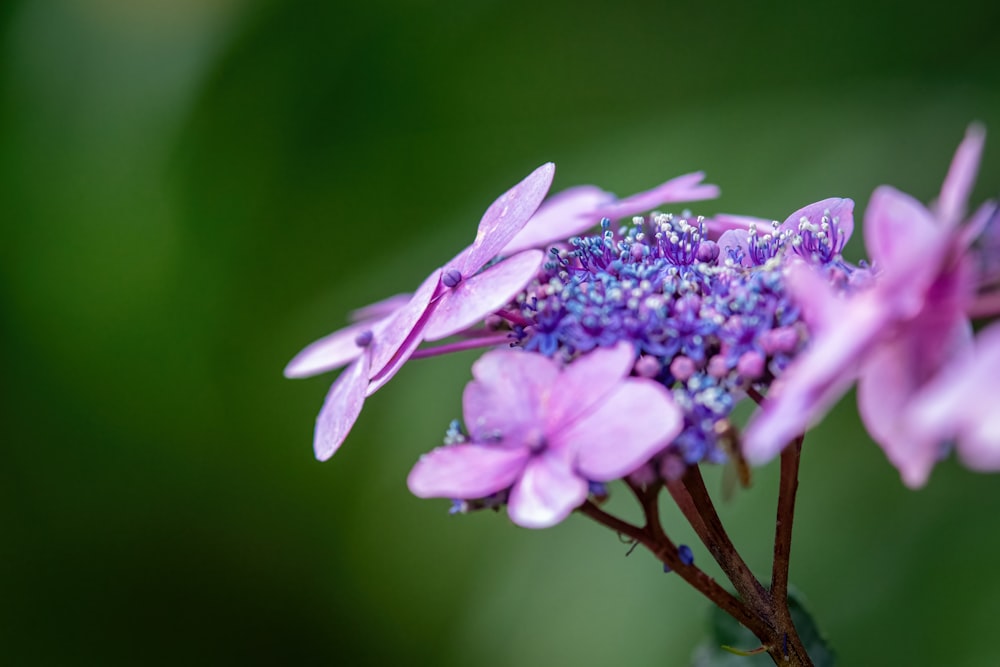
[
  {"left": 407, "top": 343, "right": 683, "bottom": 528},
  {"left": 743, "top": 126, "right": 994, "bottom": 486}
]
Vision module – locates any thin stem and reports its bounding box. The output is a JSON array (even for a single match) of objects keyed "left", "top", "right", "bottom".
[
  {"left": 494, "top": 308, "right": 530, "bottom": 327},
  {"left": 408, "top": 334, "right": 511, "bottom": 360},
  {"left": 771, "top": 435, "right": 803, "bottom": 606},
  {"left": 578, "top": 500, "right": 768, "bottom": 638},
  {"left": 679, "top": 467, "right": 772, "bottom": 618}
]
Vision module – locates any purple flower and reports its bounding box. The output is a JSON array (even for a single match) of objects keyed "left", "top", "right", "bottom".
[
  {"left": 743, "top": 126, "right": 988, "bottom": 481},
  {"left": 407, "top": 343, "right": 683, "bottom": 528},
  {"left": 290, "top": 163, "right": 556, "bottom": 460}
]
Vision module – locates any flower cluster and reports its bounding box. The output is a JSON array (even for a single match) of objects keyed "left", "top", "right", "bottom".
[{"left": 287, "top": 125, "right": 998, "bottom": 527}]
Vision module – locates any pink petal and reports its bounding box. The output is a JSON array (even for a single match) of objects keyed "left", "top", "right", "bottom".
[
  {"left": 780, "top": 197, "right": 854, "bottom": 247},
  {"left": 544, "top": 342, "right": 634, "bottom": 431},
  {"left": 936, "top": 124, "right": 985, "bottom": 228},
  {"left": 716, "top": 229, "right": 751, "bottom": 267},
  {"left": 743, "top": 292, "right": 886, "bottom": 464},
  {"left": 704, "top": 213, "right": 772, "bottom": 239},
  {"left": 460, "top": 163, "right": 555, "bottom": 276},
  {"left": 366, "top": 316, "right": 429, "bottom": 396},
  {"left": 462, "top": 349, "right": 560, "bottom": 443},
  {"left": 857, "top": 315, "right": 972, "bottom": 488},
  {"left": 284, "top": 320, "right": 369, "bottom": 379},
  {"left": 864, "top": 186, "right": 946, "bottom": 299},
  {"left": 907, "top": 321, "right": 1000, "bottom": 474},
  {"left": 424, "top": 250, "right": 543, "bottom": 341},
  {"left": 368, "top": 268, "right": 441, "bottom": 379},
  {"left": 313, "top": 354, "right": 371, "bottom": 461},
  {"left": 784, "top": 260, "right": 842, "bottom": 331},
  {"left": 592, "top": 171, "right": 720, "bottom": 220},
  {"left": 407, "top": 444, "right": 529, "bottom": 499},
  {"left": 571, "top": 379, "right": 683, "bottom": 480},
  {"left": 349, "top": 293, "right": 411, "bottom": 322},
  {"left": 502, "top": 185, "right": 614, "bottom": 255},
  {"left": 507, "top": 453, "right": 589, "bottom": 529}
]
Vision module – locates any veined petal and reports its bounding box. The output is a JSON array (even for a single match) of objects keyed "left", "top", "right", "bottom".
[
  {"left": 284, "top": 320, "right": 370, "bottom": 378},
  {"left": 462, "top": 349, "right": 559, "bottom": 443},
  {"left": 424, "top": 250, "right": 543, "bottom": 341},
  {"left": 937, "top": 124, "right": 985, "bottom": 228},
  {"left": 507, "top": 454, "right": 588, "bottom": 529},
  {"left": 571, "top": 379, "right": 682, "bottom": 480},
  {"left": 502, "top": 185, "right": 613, "bottom": 255},
  {"left": 407, "top": 444, "right": 529, "bottom": 499},
  {"left": 544, "top": 342, "right": 634, "bottom": 431},
  {"left": 313, "top": 354, "right": 371, "bottom": 461},
  {"left": 368, "top": 268, "right": 441, "bottom": 379},
  {"left": 460, "top": 163, "right": 555, "bottom": 276}
]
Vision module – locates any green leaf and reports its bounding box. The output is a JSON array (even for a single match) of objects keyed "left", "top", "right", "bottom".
[{"left": 690, "top": 589, "right": 836, "bottom": 666}]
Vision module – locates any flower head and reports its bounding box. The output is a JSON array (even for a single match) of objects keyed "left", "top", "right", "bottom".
[{"left": 407, "top": 343, "right": 683, "bottom": 528}]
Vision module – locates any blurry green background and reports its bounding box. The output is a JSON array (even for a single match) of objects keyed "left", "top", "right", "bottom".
[{"left": 3, "top": 0, "right": 999, "bottom": 664}]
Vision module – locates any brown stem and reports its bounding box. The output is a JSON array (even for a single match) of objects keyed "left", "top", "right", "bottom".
[
  {"left": 766, "top": 435, "right": 810, "bottom": 664},
  {"left": 771, "top": 435, "right": 803, "bottom": 607},
  {"left": 677, "top": 466, "right": 772, "bottom": 619},
  {"left": 578, "top": 500, "right": 768, "bottom": 638}
]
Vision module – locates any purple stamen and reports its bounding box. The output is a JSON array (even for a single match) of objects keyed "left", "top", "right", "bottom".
[{"left": 442, "top": 268, "right": 463, "bottom": 288}]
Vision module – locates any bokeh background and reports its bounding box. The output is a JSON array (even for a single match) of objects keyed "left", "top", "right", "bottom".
[{"left": 3, "top": 1, "right": 1000, "bottom": 665}]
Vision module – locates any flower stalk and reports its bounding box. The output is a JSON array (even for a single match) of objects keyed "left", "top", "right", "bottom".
[{"left": 580, "top": 435, "right": 814, "bottom": 666}]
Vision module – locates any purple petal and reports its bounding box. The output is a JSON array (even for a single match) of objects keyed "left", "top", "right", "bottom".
[
  {"left": 864, "top": 186, "right": 947, "bottom": 298},
  {"left": 784, "top": 259, "right": 841, "bottom": 330},
  {"left": 502, "top": 185, "right": 614, "bottom": 255},
  {"left": 407, "top": 444, "right": 529, "bottom": 499},
  {"left": 544, "top": 342, "right": 634, "bottom": 431},
  {"left": 460, "top": 163, "right": 555, "bottom": 276},
  {"left": 571, "top": 379, "right": 683, "bottom": 480},
  {"left": 743, "top": 291, "right": 886, "bottom": 465},
  {"left": 349, "top": 293, "right": 411, "bottom": 322},
  {"left": 366, "top": 317, "right": 428, "bottom": 396},
  {"left": 313, "top": 354, "right": 371, "bottom": 461},
  {"left": 907, "top": 323, "right": 1000, "bottom": 474},
  {"left": 936, "top": 124, "right": 985, "bottom": 227},
  {"left": 424, "top": 250, "right": 543, "bottom": 341},
  {"left": 284, "top": 320, "right": 370, "bottom": 379},
  {"left": 780, "top": 197, "right": 855, "bottom": 247},
  {"left": 716, "top": 229, "right": 751, "bottom": 267},
  {"left": 858, "top": 315, "right": 972, "bottom": 487},
  {"left": 507, "top": 453, "right": 589, "bottom": 529},
  {"left": 368, "top": 268, "right": 441, "bottom": 380},
  {"left": 592, "top": 171, "right": 720, "bottom": 221},
  {"left": 704, "top": 213, "right": 771, "bottom": 239},
  {"left": 462, "top": 349, "right": 560, "bottom": 443}
]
